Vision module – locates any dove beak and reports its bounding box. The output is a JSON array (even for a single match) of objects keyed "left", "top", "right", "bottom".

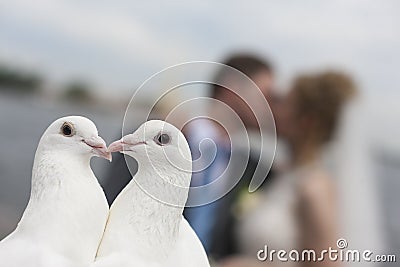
[
  {"left": 83, "top": 136, "right": 112, "bottom": 162},
  {"left": 108, "top": 139, "right": 125, "bottom": 153},
  {"left": 108, "top": 135, "right": 146, "bottom": 153}
]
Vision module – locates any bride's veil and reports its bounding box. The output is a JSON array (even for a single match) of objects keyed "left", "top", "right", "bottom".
[{"left": 327, "top": 98, "right": 385, "bottom": 266}]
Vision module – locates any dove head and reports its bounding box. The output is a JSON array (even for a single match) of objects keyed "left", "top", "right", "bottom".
[
  {"left": 109, "top": 120, "right": 192, "bottom": 185},
  {"left": 38, "top": 116, "right": 111, "bottom": 161}
]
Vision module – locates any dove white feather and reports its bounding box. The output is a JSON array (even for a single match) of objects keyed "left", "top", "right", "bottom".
[
  {"left": 0, "top": 116, "right": 110, "bottom": 267},
  {"left": 94, "top": 120, "right": 209, "bottom": 267}
]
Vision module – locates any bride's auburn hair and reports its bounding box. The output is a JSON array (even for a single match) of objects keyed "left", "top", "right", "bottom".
[{"left": 292, "top": 71, "right": 357, "bottom": 144}]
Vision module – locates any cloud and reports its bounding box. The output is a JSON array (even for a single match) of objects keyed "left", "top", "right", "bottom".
[
  {"left": 0, "top": 0, "right": 399, "bottom": 97},
  {"left": 0, "top": 0, "right": 202, "bottom": 89}
]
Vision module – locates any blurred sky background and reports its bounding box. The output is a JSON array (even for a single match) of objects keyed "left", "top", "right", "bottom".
[
  {"left": 0, "top": 0, "right": 399, "bottom": 260},
  {"left": 1, "top": 0, "right": 399, "bottom": 96},
  {"left": 1, "top": 0, "right": 399, "bottom": 137}
]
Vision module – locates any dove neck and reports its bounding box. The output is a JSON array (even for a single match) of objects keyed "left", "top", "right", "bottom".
[
  {"left": 15, "top": 149, "right": 107, "bottom": 263},
  {"left": 103, "top": 164, "right": 187, "bottom": 258},
  {"left": 135, "top": 165, "right": 187, "bottom": 211},
  {"left": 36, "top": 147, "right": 93, "bottom": 168}
]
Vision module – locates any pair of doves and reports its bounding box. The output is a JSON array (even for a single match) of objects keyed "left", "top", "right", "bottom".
[{"left": 0, "top": 116, "right": 210, "bottom": 267}]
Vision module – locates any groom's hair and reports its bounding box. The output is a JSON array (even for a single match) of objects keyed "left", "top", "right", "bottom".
[{"left": 210, "top": 54, "right": 273, "bottom": 99}]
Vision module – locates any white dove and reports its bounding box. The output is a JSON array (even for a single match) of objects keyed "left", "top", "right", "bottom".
[
  {"left": 94, "top": 120, "right": 210, "bottom": 267},
  {"left": 0, "top": 116, "right": 111, "bottom": 267}
]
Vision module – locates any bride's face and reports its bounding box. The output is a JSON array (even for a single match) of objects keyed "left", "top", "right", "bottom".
[{"left": 275, "top": 90, "right": 309, "bottom": 144}]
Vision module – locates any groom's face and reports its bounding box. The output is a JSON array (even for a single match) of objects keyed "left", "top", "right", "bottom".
[{"left": 221, "top": 70, "right": 274, "bottom": 130}]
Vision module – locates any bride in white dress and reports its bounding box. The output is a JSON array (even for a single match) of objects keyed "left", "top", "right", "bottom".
[{"left": 221, "top": 71, "right": 382, "bottom": 267}]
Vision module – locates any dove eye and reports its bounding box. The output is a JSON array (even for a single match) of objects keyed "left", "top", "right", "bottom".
[
  {"left": 154, "top": 132, "right": 170, "bottom": 146},
  {"left": 61, "top": 122, "right": 75, "bottom": 137}
]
